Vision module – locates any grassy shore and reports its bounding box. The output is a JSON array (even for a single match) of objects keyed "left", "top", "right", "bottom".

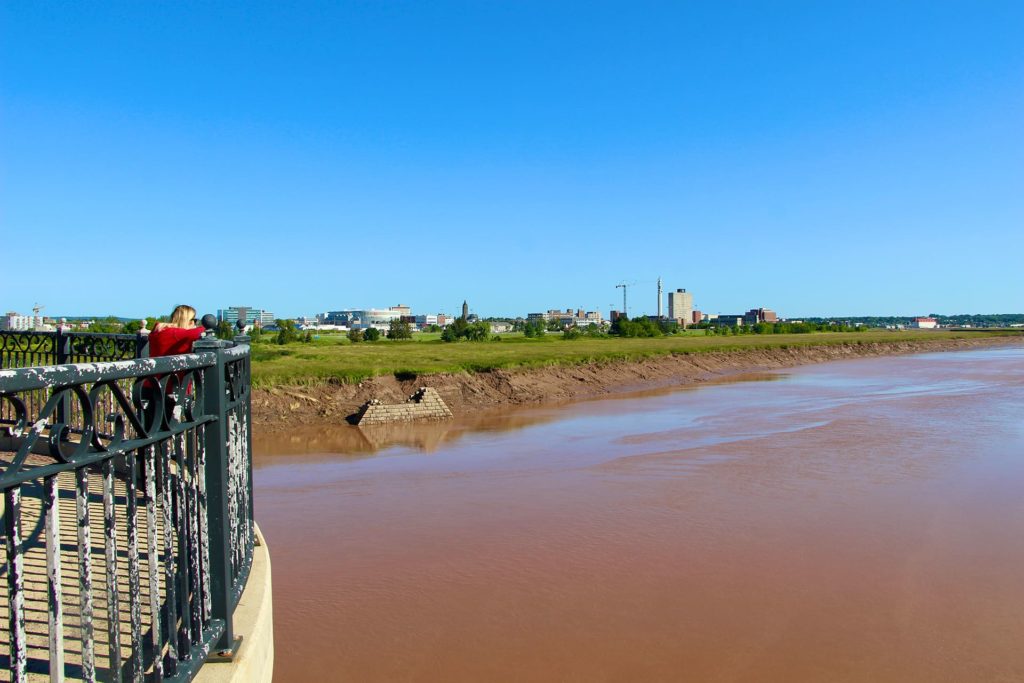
[{"left": 249, "top": 329, "right": 1021, "bottom": 387}]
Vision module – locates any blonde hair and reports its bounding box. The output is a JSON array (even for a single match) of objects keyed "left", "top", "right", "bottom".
[{"left": 169, "top": 305, "right": 197, "bottom": 328}]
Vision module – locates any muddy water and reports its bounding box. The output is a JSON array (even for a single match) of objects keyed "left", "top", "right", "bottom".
[{"left": 255, "top": 347, "right": 1024, "bottom": 682}]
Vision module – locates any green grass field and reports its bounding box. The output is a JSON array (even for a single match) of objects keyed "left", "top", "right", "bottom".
[{"left": 248, "top": 329, "right": 1021, "bottom": 387}]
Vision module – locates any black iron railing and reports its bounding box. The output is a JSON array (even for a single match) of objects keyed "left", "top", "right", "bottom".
[
  {"left": 0, "top": 330, "right": 150, "bottom": 369},
  {"left": 0, "top": 331, "right": 253, "bottom": 682}
]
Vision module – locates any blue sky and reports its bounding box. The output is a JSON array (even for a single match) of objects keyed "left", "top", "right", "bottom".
[{"left": 2, "top": 1, "right": 1022, "bottom": 319}]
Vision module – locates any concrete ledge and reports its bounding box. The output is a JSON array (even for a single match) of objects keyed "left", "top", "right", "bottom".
[{"left": 196, "top": 523, "right": 274, "bottom": 683}]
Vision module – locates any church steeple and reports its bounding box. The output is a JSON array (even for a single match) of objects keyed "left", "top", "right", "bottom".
[{"left": 461, "top": 300, "right": 469, "bottom": 321}]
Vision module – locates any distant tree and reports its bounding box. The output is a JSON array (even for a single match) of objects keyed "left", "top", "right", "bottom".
[
  {"left": 387, "top": 319, "right": 412, "bottom": 340},
  {"left": 364, "top": 327, "right": 381, "bottom": 342},
  {"left": 659, "top": 320, "right": 680, "bottom": 335},
  {"left": 122, "top": 320, "right": 143, "bottom": 334},
  {"left": 522, "top": 321, "right": 546, "bottom": 338},
  {"left": 441, "top": 318, "right": 491, "bottom": 342},
  {"left": 275, "top": 319, "right": 298, "bottom": 345},
  {"left": 441, "top": 318, "right": 468, "bottom": 342},
  {"left": 347, "top": 328, "right": 364, "bottom": 343},
  {"left": 216, "top": 321, "right": 235, "bottom": 340},
  {"left": 562, "top": 326, "right": 582, "bottom": 340},
  {"left": 89, "top": 316, "right": 124, "bottom": 333},
  {"left": 610, "top": 315, "right": 662, "bottom": 338}
]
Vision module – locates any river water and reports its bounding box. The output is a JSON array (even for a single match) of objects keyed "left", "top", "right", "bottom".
[{"left": 255, "top": 347, "right": 1024, "bottom": 682}]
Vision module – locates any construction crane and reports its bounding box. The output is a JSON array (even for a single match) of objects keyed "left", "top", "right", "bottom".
[{"left": 615, "top": 282, "right": 636, "bottom": 318}]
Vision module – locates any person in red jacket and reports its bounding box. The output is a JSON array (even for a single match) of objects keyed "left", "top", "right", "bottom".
[
  {"left": 143, "top": 304, "right": 206, "bottom": 429},
  {"left": 149, "top": 304, "right": 205, "bottom": 357}
]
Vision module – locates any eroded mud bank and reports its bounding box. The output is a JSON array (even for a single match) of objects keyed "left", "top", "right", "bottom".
[{"left": 251, "top": 337, "right": 1020, "bottom": 429}]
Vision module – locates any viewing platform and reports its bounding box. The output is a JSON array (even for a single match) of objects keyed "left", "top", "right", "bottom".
[{"left": 0, "top": 329, "right": 272, "bottom": 682}]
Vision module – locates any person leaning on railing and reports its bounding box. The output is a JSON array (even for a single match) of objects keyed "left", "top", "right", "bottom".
[
  {"left": 150, "top": 304, "right": 205, "bottom": 357},
  {"left": 143, "top": 304, "right": 206, "bottom": 428}
]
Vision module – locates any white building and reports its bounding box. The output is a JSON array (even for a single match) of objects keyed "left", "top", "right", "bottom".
[
  {"left": 0, "top": 312, "right": 37, "bottom": 331},
  {"left": 912, "top": 317, "right": 938, "bottom": 329},
  {"left": 667, "top": 289, "right": 694, "bottom": 327}
]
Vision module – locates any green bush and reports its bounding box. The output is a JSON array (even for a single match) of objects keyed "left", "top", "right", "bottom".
[
  {"left": 275, "top": 319, "right": 299, "bottom": 344},
  {"left": 522, "top": 321, "right": 546, "bottom": 338},
  {"left": 441, "top": 319, "right": 491, "bottom": 342},
  {"left": 387, "top": 319, "right": 412, "bottom": 340}
]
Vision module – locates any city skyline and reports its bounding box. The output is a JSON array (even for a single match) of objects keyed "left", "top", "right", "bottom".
[{"left": 2, "top": 2, "right": 1022, "bottom": 317}]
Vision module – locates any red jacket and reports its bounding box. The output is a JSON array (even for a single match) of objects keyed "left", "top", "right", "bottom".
[
  {"left": 149, "top": 325, "right": 204, "bottom": 357},
  {"left": 145, "top": 325, "right": 205, "bottom": 394}
]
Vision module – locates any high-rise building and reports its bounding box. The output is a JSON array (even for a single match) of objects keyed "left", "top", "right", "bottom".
[
  {"left": 462, "top": 300, "right": 469, "bottom": 321},
  {"left": 667, "top": 289, "right": 693, "bottom": 327}
]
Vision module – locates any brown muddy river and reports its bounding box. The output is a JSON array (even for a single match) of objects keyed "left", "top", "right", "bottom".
[{"left": 254, "top": 347, "right": 1024, "bottom": 682}]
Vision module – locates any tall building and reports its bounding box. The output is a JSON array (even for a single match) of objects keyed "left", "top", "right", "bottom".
[
  {"left": 667, "top": 289, "right": 693, "bottom": 327},
  {"left": 462, "top": 300, "right": 469, "bottom": 321}
]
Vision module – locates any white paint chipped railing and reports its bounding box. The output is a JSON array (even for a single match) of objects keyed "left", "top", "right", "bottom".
[{"left": 0, "top": 335, "right": 254, "bottom": 682}]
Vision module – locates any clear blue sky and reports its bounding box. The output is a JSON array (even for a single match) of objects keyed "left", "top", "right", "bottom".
[{"left": 2, "top": 1, "right": 1022, "bottom": 319}]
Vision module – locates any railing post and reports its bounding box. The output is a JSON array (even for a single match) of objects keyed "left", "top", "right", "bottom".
[
  {"left": 195, "top": 336, "right": 238, "bottom": 654},
  {"left": 135, "top": 331, "right": 150, "bottom": 359},
  {"left": 54, "top": 328, "right": 71, "bottom": 424},
  {"left": 54, "top": 327, "right": 69, "bottom": 365}
]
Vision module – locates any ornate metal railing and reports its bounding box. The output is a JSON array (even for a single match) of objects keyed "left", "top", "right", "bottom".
[
  {"left": 0, "top": 330, "right": 150, "bottom": 369},
  {"left": 1, "top": 331, "right": 151, "bottom": 446},
  {"left": 0, "top": 334, "right": 253, "bottom": 682}
]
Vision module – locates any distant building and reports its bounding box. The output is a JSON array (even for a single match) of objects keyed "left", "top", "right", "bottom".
[
  {"left": 692, "top": 310, "right": 703, "bottom": 325},
  {"left": 218, "top": 306, "right": 276, "bottom": 327},
  {"left": 667, "top": 289, "right": 693, "bottom": 327},
  {"left": 527, "top": 308, "right": 603, "bottom": 328},
  {"left": 323, "top": 308, "right": 407, "bottom": 331},
  {"left": 912, "top": 317, "right": 938, "bottom": 329},
  {"left": 462, "top": 300, "right": 469, "bottom": 321},
  {"left": 0, "top": 312, "right": 34, "bottom": 331},
  {"left": 716, "top": 315, "right": 746, "bottom": 327},
  {"left": 744, "top": 308, "right": 779, "bottom": 325}
]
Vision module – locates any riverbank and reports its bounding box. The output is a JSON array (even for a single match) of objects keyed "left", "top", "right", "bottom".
[{"left": 251, "top": 335, "right": 1022, "bottom": 429}]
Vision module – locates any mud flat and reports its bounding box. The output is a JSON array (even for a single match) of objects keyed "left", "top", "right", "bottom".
[{"left": 252, "top": 336, "right": 1021, "bottom": 429}]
